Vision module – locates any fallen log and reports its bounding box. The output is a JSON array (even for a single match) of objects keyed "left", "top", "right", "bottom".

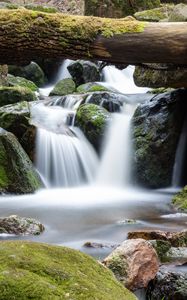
[{"left": 0, "top": 9, "right": 187, "bottom": 65}]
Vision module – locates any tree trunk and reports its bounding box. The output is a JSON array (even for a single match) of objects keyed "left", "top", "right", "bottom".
[{"left": 0, "top": 9, "right": 187, "bottom": 65}]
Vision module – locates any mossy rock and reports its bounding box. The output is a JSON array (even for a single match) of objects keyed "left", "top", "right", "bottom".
[
  {"left": 0, "top": 101, "right": 30, "bottom": 142},
  {"left": 132, "top": 89, "right": 187, "bottom": 188},
  {"left": 7, "top": 74, "right": 38, "bottom": 92},
  {"left": 50, "top": 78, "right": 76, "bottom": 96},
  {"left": 169, "top": 3, "right": 187, "bottom": 21},
  {"left": 77, "top": 82, "right": 110, "bottom": 93},
  {"left": 0, "top": 240, "right": 137, "bottom": 300},
  {"left": 24, "top": 4, "right": 58, "bottom": 13},
  {"left": 75, "top": 103, "right": 110, "bottom": 151},
  {"left": 172, "top": 186, "right": 187, "bottom": 212},
  {"left": 85, "top": 0, "right": 160, "bottom": 18},
  {"left": 0, "top": 129, "right": 42, "bottom": 194},
  {"left": 0, "top": 86, "right": 36, "bottom": 107},
  {"left": 150, "top": 240, "right": 171, "bottom": 262},
  {"left": 134, "top": 64, "right": 187, "bottom": 88},
  {"left": 8, "top": 62, "right": 46, "bottom": 87},
  {"left": 134, "top": 5, "right": 174, "bottom": 21},
  {"left": 67, "top": 60, "right": 101, "bottom": 87}
]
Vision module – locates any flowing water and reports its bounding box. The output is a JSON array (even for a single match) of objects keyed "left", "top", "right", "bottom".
[{"left": 0, "top": 62, "right": 187, "bottom": 285}]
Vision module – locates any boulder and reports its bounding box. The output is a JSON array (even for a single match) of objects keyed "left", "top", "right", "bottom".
[
  {"left": 147, "top": 269, "right": 187, "bottom": 300},
  {"left": 8, "top": 62, "right": 46, "bottom": 87},
  {"left": 0, "top": 215, "right": 44, "bottom": 235},
  {"left": 85, "top": 0, "right": 160, "bottom": 18},
  {"left": 169, "top": 3, "right": 187, "bottom": 21},
  {"left": 68, "top": 60, "right": 101, "bottom": 86},
  {"left": 77, "top": 82, "right": 109, "bottom": 93},
  {"left": 103, "top": 239, "right": 159, "bottom": 291},
  {"left": 0, "top": 240, "right": 137, "bottom": 300},
  {"left": 50, "top": 78, "right": 76, "bottom": 96},
  {"left": 0, "top": 86, "right": 36, "bottom": 107},
  {"left": 134, "top": 64, "right": 187, "bottom": 88},
  {"left": 134, "top": 5, "right": 174, "bottom": 22},
  {"left": 0, "top": 101, "right": 30, "bottom": 141},
  {"left": 172, "top": 186, "right": 187, "bottom": 212},
  {"left": 132, "top": 89, "right": 187, "bottom": 188},
  {"left": 128, "top": 230, "right": 187, "bottom": 247},
  {"left": 75, "top": 103, "right": 110, "bottom": 151},
  {"left": 7, "top": 74, "right": 38, "bottom": 92},
  {"left": 0, "top": 129, "right": 42, "bottom": 194},
  {"left": 84, "top": 92, "right": 124, "bottom": 112}
]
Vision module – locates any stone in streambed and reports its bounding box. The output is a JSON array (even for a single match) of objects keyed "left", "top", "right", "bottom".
[
  {"left": 50, "top": 78, "right": 76, "bottom": 96},
  {"left": 0, "top": 129, "right": 42, "bottom": 194},
  {"left": 0, "top": 86, "right": 36, "bottom": 107},
  {"left": 172, "top": 186, "right": 187, "bottom": 212},
  {"left": 0, "top": 215, "right": 44, "bottom": 235},
  {"left": 0, "top": 240, "right": 137, "bottom": 300},
  {"left": 75, "top": 103, "right": 110, "bottom": 151},
  {"left": 7, "top": 74, "right": 38, "bottom": 92},
  {"left": 84, "top": 241, "right": 118, "bottom": 249},
  {"left": 103, "top": 239, "right": 159, "bottom": 291}
]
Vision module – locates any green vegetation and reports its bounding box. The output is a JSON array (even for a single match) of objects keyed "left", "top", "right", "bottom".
[
  {"left": 0, "top": 241, "right": 137, "bottom": 300},
  {"left": 172, "top": 186, "right": 187, "bottom": 212},
  {"left": 50, "top": 78, "right": 76, "bottom": 96},
  {"left": 8, "top": 74, "right": 38, "bottom": 91},
  {"left": 0, "top": 86, "right": 36, "bottom": 107}
]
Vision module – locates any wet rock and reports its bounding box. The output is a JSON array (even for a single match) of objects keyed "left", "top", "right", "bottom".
[
  {"left": 134, "top": 64, "right": 187, "bottom": 88},
  {"left": 8, "top": 62, "right": 46, "bottom": 87},
  {"left": 84, "top": 241, "right": 118, "bottom": 249},
  {"left": 20, "top": 125, "right": 36, "bottom": 162},
  {"left": 0, "top": 241, "right": 137, "bottom": 300},
  {"left": 128, "top": 230, "right": 187, "bottom": 247},
  {"left": 7, "top": 74, "right": 38, "bottom": 92},
  {"left": 172, "top": 186, "right": 187, "bottom": 212},
  {"left": 165, "top": 247, "right": 187, "bottom": 264},
  {"left": 147, "top": 269, "right": 187, "bottom": 300},
  {"left": 77, "top": 82, "right": 110, "bottom": 93},
  {"left": 50, "top": 78, "right": 76, "bottom": 96},
  {"left": 75, "top": 103, "right": 110, "bottom": 151},
  {"left": 117, "top": 219, "right": 137, "bottom": 225},
  {"left": 0, "top": 215, "right": 44, "bottom": 235},
  {"left": 84, "top": 92, "right": 124, "bottom": 112},
  {"left": 68, "top": 60, "right": 101, "bottom": 86},
  {"left": 169, "top": 3, "right": 187, "bottom": 21},
  {"left": 132, "top": 89, "right": 187, "bottom": 188},
  {"left": 0, "top": 86, "right": 36, "bottom": 107},
  {"left": 0, "top": 129, "right": 42, "bottom": 194},
  {"left": 149, "top": 240, "right": 172, "bottom": 262},
  {"left": 103, "top": 239, "right": 159, "bottom": 291}
]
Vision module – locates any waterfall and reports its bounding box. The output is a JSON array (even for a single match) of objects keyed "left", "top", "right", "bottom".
[
  {"left": 172, "top": 114, "right": 187, "bottom": 187},
  {"left": 96, "top": 104, "right": 135, "bottom": 186},
  {"left": 31, "top": 102, "right": 98, "bottom": 188}
]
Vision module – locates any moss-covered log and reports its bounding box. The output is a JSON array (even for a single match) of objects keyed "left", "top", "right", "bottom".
[{"left": 0, "top": 9, "right": 187, "bottom": 65}]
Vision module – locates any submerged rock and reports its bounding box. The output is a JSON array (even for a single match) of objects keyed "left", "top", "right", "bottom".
[
  {"left": 50, "top": 78, "right": 76, "bottom": 96},
  {"left": 0, "top": 129, "right": 42, "bottom": 194},
  {"left": 103, "top": 239, "right": 159, "bottom": 291},
  {"left": 84, "top": 241, "right": 118, "bottom": 249},
  {"left": 0, "top": 215, "right": 44, "bottom": 235},
  {"left": 0, "top": 241, "right": 137, "bottom": 300},
  {"left": 173, "top": 186, "right": 187, "bottom": 212},
  {"left": 75, "top": 103, "right": 110, "bottom": 151},
  {"left": 8, "top": 62, "right": 46, "bottom": 87},
  {"left": 132, "top": 89, "right": 187, "bottom": 188},
  {"left": 0, "top": 86, "right": 36, "bottom": 107},
  {"left": 68, "top": 60, "right": 101, "bottom": 86},
  {"left": 147, "top": 269, "right": 187, "bottom": 300}
]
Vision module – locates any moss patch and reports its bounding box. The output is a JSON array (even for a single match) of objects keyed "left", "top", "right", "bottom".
[
  {"left": 7, "top": 74, "right": 38, "bottom": 92},
  {"left": 0, "top": 86, "right": 36, "bottom": 107},
  {"left": 172, "top": 186, "right": 187, "bottom": 212},
  {"left": 0, "top": 241, "right": 137, "bottom": 300}
]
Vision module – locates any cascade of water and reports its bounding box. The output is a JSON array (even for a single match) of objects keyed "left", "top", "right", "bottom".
[
  {"left": 172, "top": 114, "right": 187, "bottom": 187},
  {"left": 102, "top": 65, "right": 150, "bottom": 94},
  {"left": 39, "top": 59, "right": 73, "bottom": 97},
  {"left": 96, "top": 104, "right": 136, "bottom": 186}
]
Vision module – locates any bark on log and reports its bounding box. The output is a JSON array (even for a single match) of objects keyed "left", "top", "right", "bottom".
[{"left": 0, "top": 9, "right": 187, "bottom": 65}]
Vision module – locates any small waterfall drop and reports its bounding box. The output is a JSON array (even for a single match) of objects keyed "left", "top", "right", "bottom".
[
  {"left": 31, "top": 102, "right": 98, "bottom": 188},
  {"left": 172, "top": 114, "right": 187, "bottom": 187},
  {"left": 96, "top": 104, "right": 135, "bottom": 186}
]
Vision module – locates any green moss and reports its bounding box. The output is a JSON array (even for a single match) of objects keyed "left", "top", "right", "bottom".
[
  {"left": 172, "top": 186, "right": 187, "bottom": 212},
  {"left": 50, "top": 78, "right": 76, "bottom": 96},
  {"left": 150, "top": 240, "right": 171, "bottom": 262},
  {"left": 77, "top": 83, "right": 109, "bottom": 93},
  {"left": 0, "top": 241, "right": 137, "bottom": 300},
  {"left": 7, "top": 74, "right": 38, "bottom": 92},
  {"left": 134, "top": 5, "right": 174, "bottom": 22},
  {"left": 0, "top": 86, "right": 36, "bottom": 107},
  {"left": 107, "top": 254, "right": 128, "bottom": 282},
  {"left": 24, "top": 4, "right": 58, "bottom": 14}
]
